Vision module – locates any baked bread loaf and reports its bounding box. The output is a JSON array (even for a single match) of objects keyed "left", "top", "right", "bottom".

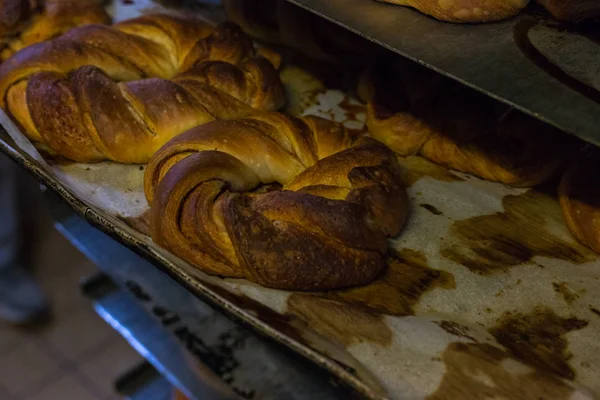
[
  {"left": 0, "top": 14, "right": 285, "bottom": 163},
  {"left": 376, "top": 0, "right": 529, "bottom": 22},
  {"left": 537, "top": 0, "right": 600, "bottom": 21},
  {"left": 559, "top": 145, "right": 600, "bottom": 254},
  {"left": 0, "top": 0, "right": 110, "bottom": 61},
  {"left": 144, "top": 112, "right": 408, "bottom": 290},
  {"left": 360, "top": 59, "right": 569, "bottom": 187}
]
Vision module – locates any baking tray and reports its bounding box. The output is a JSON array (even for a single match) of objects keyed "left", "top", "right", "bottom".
[
  {"left": 0, "top": 125, "right": 378, "bottom": 399},
  {"left": 285, "top": 0, "right": 600, "bottom": 148},
  {"left": 4, "top": 86, "right": 600, "bottom": 399}
]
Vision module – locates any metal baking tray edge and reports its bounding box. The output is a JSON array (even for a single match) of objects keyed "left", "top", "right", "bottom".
[{"left": 0, "top": 129, "right": 381, "bottom": 400}]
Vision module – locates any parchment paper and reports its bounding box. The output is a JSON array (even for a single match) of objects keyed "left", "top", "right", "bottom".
[{"left": 2, "top": 1, "right": 599, "bottom": 399}]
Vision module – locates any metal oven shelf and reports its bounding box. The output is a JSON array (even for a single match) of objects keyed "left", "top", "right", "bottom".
[
  {"left": 46, "top": 192, "right": 349, "bottom": 400},
  {"left": 286, "top": 0, "right": 600, "bottom": 147}
]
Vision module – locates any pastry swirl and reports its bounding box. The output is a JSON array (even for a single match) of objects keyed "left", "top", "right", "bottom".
[{"left": 144, "top": 112, "right": 409, "bottom": 290}]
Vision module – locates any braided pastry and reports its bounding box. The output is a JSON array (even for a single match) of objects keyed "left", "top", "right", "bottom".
[
  {"left": 360, "top": 59, "right": 569, "bottom": 187},
  {"left": 144, "top": 112, "right": 408, "bottom": 290},
  {"left": 0, "top": 0, "right": 110, "bottom": 61},
  {"left": 0, "top": 14, "right": 285, "bottom": 163},
  {"left": 376, "top": 0, "right": 529, "bottom": 22},
  {"left": 559, "top": 145, "right": 600, "bottom": 254}
]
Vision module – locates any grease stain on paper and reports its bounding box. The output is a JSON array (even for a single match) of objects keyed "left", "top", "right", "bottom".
[
  {"left": 420, "top": 203, "right": 443, "bottom": 216},
  {"left": 324, "top": 249, "right": 455, "bottom": 316},
  {"left": 489, "top": 306, "right": 588, "bottom": 380},
  {"left": 119, "top": 209, "right": 152, "bottom": 236},
  {"left": 427, "top": 342, "right": 574, "bottom": 400},
  {"left": 441, "top": 191, "right": 595, "bottom": 274},
  {"left": 338, "top": 94, "right": 366, "bottom": 124},
  {"left": 279, "top": 65, "right": 327, "bottom": 116},
  {"left": 285, "top": 249, "right": 455, "bottom": 348},
  {"left": 435, "top": 320, "right": 478, "bottom": 343},
  {"left": 287, "top": 295, "right": 392, "bottom": 347},
  {"left": 553, "top": 282, "right": 580, "bottom": 305}
]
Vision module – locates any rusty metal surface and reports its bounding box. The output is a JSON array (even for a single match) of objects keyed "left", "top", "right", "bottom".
[{"left": 285, "top": 0, "right": 600, "bottom": 147}]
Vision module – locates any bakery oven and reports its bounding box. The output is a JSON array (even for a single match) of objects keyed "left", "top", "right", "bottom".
[{"left": 0, "top": 0, "right": 599, "bottom": 398}]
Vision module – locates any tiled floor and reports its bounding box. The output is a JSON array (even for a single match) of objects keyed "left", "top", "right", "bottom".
[{"left": 0, "top": 187, "right": 145, "bottom": 400}]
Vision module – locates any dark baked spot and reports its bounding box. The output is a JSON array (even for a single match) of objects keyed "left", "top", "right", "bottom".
[
  {"left": 226, "top": 192, "right": 386, "bottom": 290},
  {"left": 420, "top": 203, "right": 443, "bottom": 215},
  {"left": 441, "top": 191, "right": 596, "bottom": 274},
  {"left": 427, "top": 342, "right": 574, "bottom": 400},
  {"left": 323, "top": 249, "right": 455, "bottom": 316},
  {"left": 553, "top": 282, "right": 579, "bottom": 305},
  {"left": 287, "top": 294, "right": 392, "bottom": 347},
  {"left": 435, "top": 320, "right": 478, "bottom": 343},
  {"left": 489, "top": 306, "right": 588, "bottom": 380}
]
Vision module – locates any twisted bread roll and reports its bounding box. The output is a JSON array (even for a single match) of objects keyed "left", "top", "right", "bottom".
[
  {"left": 376, "top": 0, "right": 529, "bottom": 22},
  {"left": 144, "top": 112, "right": 408, "bottom": 290},
  {"left": 360, "top": 59, "right": 569, "bottom": 187},
  {"left": 0, "top": 14, "right": 285, "bottom": 163},
  {"left": 559, "top": 145, "right": 600, "bottom": 254},
  {"left": 0, "top": 0, "right": 110, "bottom": 60}
]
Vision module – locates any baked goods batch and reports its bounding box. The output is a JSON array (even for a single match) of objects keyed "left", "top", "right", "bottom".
[
  {"left": 0, "top": 0, "right": 110, "bottom": 60},
  {"left": 376, "top": 0, "right": 600, "bottom": 22},
  {"left": 358, "top": 57, "right": 571, "bottom": 187},
  {"left": 0, "top": 14, "right": 285, "bottom": 162},
  {"left": 0, "top": 12, "right": 408, "bottom": 290},
  {"left": 358, "top": 57, "right": 600, "bottom": 255},
  {"left": 0, "top": 1, "right": 597, "bottom": 294}
]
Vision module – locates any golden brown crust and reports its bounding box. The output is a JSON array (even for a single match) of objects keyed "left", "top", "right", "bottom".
[
  {"left": 0, "top": 0, "right": 110, "bottom": 60},
  {"left": 145, "top": 112, "right": 408, "bottom": 290},
  {"left": 363, "top": 58, "right": 571, "bottom": 187},
  {"left": 536, "top": 0, "right": 600, "bottom": 21},
  {"left": 377, "top": 0, "right": 529, "bottom": 22},
  {"left": 559, "top": 145, "right": 600, "bottom": 254},
  {"left": 0, "top": 15, "right": 285, "bottom": 163}
]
